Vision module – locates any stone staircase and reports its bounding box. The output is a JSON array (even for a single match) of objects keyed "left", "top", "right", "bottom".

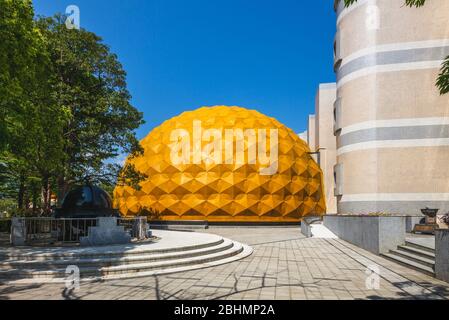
[
  {"left": 381, "top": 239, "right": 436, "bottom": 277},
  {"left": 0, "top": 232, "right": 252, "bottom": 284}
]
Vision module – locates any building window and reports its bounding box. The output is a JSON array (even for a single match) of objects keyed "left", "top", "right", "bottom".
[
  {"left": 334, "top": 97, "right": 342, "bottom": 135},
  {"left": 333, "top": 30, "right": 342, "bottom": 72},
  {"left": 334, "top": 163, "right": 343, "bottom": 196}
]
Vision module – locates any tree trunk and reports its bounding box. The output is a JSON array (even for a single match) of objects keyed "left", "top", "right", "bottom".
[
  {"left": 41, "top": 176, "right": 51, "bottom": 214},
  {"left": 32, "top": 191, "right": 37, "bottom": 215},
  {"left": 18, "top": 175, "right": 25, "bottom": 210},
  {"left": 57, "top": 175, "right": 69, "bottom": 206},
  {"left": 24, "top": 192, "right": 30, "bottom": 213}
]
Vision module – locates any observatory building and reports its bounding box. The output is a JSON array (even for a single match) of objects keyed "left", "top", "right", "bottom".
[{"left": 114, "top": 106, "right": 326, "bottom": 222}]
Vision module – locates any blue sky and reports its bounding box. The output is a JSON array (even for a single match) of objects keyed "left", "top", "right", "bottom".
[{"left": 33, "top": 0, "right": 337, "bottom": 139}]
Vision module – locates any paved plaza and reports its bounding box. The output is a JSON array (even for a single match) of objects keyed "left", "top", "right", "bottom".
[{"left": 1, "top": 227, "right": 449, "bottom": 300}]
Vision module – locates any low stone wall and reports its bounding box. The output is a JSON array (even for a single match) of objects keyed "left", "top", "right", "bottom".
[
  {"left": 406, "top": 215, "right": 425, "bottom": 233},
  {"left": 323, "top": 215, "right": 406, "bottom": 254},
  {"left": 300, "top": 217, "right": 323, "bottom": 238},
  {"left": 300, "top": 221, "right": 311, "bottom": 238},
  {"left": 80, "top": 217, "right": 131, "bottom": 246},
  {"left": 435, "top": 229, "right": 449, "bottom": 282},
  {"left": 149, "top": 220, "right": 209, "bottom": 231}
]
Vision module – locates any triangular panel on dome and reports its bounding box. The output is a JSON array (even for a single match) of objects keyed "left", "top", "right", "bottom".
[{"left": 113, "top": 106, "right": 327, "bottom": 222}]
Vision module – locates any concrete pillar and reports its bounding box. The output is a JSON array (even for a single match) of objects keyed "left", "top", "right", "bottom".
[
  {"left": 314, "top": 83, "right": 338, "bottom": 213},
  {"left": 132, "top": 217, "right": 149, "bottom": 240},
  {"left": 10, "top": 217, "right": 27, "bottom": 246},
  {"left": 435, "top": 229, "right": 449, "bottom": 282},
  {"left": 307, "top": 115, "right": 316, "bottom": 152}
]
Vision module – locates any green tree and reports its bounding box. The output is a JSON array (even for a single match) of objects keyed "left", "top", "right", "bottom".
[
  {"left": 36, "top": 16, "right": 145, "bottom": 203},
  {"left": 0, "top": 0, "right": 36, "bottom": 152},
  {"left": 342, "top": 0, "right": 449, "bottom": 95},
  {"left": 1, "top": 2, "right": 145, "bottom": 214},
  {"left": 0, "top": 0, "right": 64, "bottom": 214}
]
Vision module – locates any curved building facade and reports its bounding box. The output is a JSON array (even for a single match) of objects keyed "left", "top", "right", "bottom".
[
  {"left": 114, "top": 106, "right": 326, "bottom": 222},
  {"left": 334, "top": 0, "right": 449, "bottom": 213}
]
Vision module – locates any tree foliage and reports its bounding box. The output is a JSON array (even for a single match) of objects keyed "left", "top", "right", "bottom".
[
  {"left": 36, "top": 15, "right": 145, "bottom": 199},
  {"left": 0, "top": 0, "right": 61, "bottom": 214},
  {"left": 0, "top": 1, "right": 145, "bottom": 215},
  {"left": 342, "top": 0, "right": 448, "bottom": 95}
]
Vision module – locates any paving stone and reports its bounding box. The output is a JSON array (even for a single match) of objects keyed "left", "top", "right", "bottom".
[{"left": 1, "top": 227, "right": 448, "bottom": 300}]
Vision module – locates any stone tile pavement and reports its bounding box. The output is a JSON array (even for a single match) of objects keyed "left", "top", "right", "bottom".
[{"left": 1, "top": 227, "right": 448, "bottom": 300}]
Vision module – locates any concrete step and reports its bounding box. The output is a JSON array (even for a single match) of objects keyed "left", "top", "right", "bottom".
[
  {"left": 397, "top": 244, "right": 435, "bottom": 260},
  {"left": 0, "top": 238, "right": 224, "bottom": 261},
  {"left": 0, "top": 241, "right": 248, "bottom": 282},
  {"left": 381, "top": 252, "right": 435, "bottom": 277},
  {"left": 1, "top": 239, "right": 235, "bottom": 269},
  {"left": 389, "top": 248, "right": 435, "bottom": 268},
  {"left": 405, "top": 240, "right": 435, "bottom": 254},
  {"left": 101, "top": 242, "right": 243, "bottom": 276}
]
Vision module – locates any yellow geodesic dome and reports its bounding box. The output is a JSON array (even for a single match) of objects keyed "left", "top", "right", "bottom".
[{"left": 113, "top": 106, "right": 326, "bottom": 222}]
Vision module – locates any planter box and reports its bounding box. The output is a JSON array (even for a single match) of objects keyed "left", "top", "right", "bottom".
[
  {"left": 323, "top": 215, "right": 406, "bottom": 254},
  {"left": 435, "top": 229, "right": 449, "bottom": 283}
]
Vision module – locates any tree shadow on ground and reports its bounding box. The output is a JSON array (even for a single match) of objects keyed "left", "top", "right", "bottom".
[
  {"left": 363, "top": 280, "right": 449, "bottom": 300},
  {"left": 62, "top": 287, "right": 80, "bottom": 300},
  {"left": 56, "top": 273, "right": 449, "bottom": 301},
  {"left": 0, "top": 283, "right": 43, "bottom": 300}
]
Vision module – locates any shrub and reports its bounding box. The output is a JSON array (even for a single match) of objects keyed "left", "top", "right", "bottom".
[
  {"left": 0, "top": 219, "right": 11, "bottom": 233},
  {"left": 0, "top": 198, "right": 16, "bottom": 217}
]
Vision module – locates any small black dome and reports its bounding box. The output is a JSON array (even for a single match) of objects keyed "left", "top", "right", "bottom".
[
  {"left": 62, "top": 185, "right": 112, "bottom": 210},
  {"left": 55, "top": 185, "right": 119, "bottom": 218}
]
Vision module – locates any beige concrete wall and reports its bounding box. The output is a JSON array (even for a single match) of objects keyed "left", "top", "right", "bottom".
[
  {"left": 337, "top": 0, "right": 449, "bottom": 58},
  {"left": 307, "top": 115, "right": 316, "bottom": 151},
  {"left": 334, "top": 0, "right": 449, "bottom": 215},
  {"left": 338, "top": 68, "right": 448, "bottom": 129},
  {"left": 315, "top": 84, "right": 338, "bottom": 213},
  {"left": 298, "top": 130, "right": 308, "bottom": 143},
  {"left": 338, "top": 147, "right": 449, "bottom": 195}
]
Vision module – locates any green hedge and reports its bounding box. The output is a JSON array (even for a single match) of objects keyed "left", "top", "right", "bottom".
[{"left": 0, "top": 219, "right": 11, "bottom": 233}]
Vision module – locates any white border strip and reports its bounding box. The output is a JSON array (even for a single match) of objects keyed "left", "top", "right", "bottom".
[
  {"left": 341, "top": 193, "right": 449, "bottom": 202},
  {"left": 341, "top": 117, "right": 449, "bottom": 136},
  {"left": 337, "top": 138, "right": 449, "bottom": 156},
  {"left": 337, "top": 60, "right": 443, "bottom": 88},
  {"left": 337, "top": 0, "right": 376, "bottom": 26},
  {"left": 319, "top": 83, "right": 337, "bottom": 90},
  {"left": 341, "top": 39, "right": 449, "bottom": 68}
]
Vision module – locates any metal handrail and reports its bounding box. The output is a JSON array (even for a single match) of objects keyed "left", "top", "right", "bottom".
[
  {"left": 11, "top": 217, "right": 149, "bottom": 246},
  {"left": 22, "top": 217, "right": 97, "bottom": 245}
]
